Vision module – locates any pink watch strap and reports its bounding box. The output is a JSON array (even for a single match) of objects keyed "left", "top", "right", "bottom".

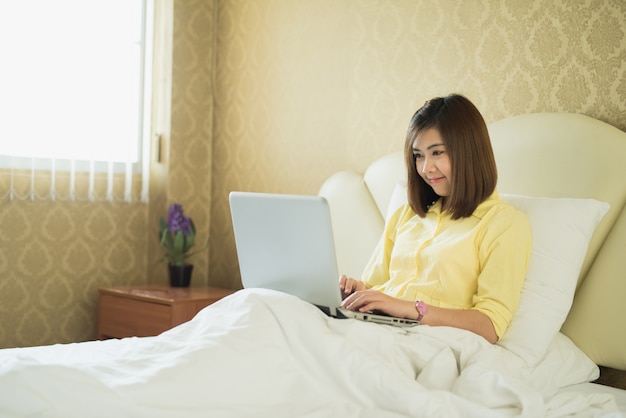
[{"left": 415, "top": 300, "right": 428, "bottom": 322}]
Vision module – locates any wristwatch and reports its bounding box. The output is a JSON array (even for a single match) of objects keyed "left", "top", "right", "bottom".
[{"left": 415, "top": 300, "right": 428, "bottom": 322}]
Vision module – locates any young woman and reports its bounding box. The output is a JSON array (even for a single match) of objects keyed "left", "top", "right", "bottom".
[{"left": 339, "top": 94, "right": 531, "bottom": 344}]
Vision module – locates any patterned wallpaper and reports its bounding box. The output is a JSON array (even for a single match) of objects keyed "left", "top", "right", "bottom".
[
  {"left": 1, "top": 0, "right": 624, "bottom": 348},
  {"left": 209, "top": 0, "right": 626, "bottom": 289},
  {"left": 148, "top": 0, "right": 216, "bottom": 286},
  {"left": 0, "top": 201, "right": 147, "bottom": 347}
]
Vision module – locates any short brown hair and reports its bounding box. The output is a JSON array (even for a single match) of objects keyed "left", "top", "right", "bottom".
[{"left": 403, "top": 94, "right": 497, "bottom": 219}]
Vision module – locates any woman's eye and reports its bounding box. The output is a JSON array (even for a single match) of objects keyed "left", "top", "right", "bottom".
[
  {"left": 432, "top": 150, "right": 444, "bottom": 156},
  {"left": 413, "top": 153, "right": 423, "bottom": 159}
]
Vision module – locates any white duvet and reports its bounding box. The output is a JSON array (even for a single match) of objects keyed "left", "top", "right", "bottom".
[{"left": 0, "top": 289, "right": 620, "bottom": 417}]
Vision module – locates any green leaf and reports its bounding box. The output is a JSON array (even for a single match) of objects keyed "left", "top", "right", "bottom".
[
  {"left": 157, "top": 210, "right": 201, "bottom": 266},
  {"left": 173, "top": 230, "right": 184, "bottom": 254}
]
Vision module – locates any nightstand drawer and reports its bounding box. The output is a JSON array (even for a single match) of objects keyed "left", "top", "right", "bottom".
[
  {"left": 98, "top": 285, "right": 237, "bottom": 339},
  {"left": 99, "top": 294, "right": 171, "bottom": 338}
]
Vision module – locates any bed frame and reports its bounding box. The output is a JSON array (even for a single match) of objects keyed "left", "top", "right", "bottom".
[{"left": 319, "top": 112, "right": 626, "bottom": 389}]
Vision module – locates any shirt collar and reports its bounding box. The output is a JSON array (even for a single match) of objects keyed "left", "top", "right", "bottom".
[{"left": 427, "top": 190, "right": 500, "bottom": 219}]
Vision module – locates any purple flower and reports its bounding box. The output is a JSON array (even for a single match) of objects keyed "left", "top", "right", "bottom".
[
  {"left": 159, "top": 202, "right": 198, "bottom": 266},
  {"left": 168, "top": 203, "right": 192, "bottom": 236}
]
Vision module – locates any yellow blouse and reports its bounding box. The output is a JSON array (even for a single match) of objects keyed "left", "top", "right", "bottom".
[{"left": 362, "top": 191, "right": 531, "bottom": 338}]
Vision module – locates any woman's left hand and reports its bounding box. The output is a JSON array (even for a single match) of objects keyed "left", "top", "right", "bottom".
[{"left": 340, "top": 289, "right": 416, "bottom": 320}]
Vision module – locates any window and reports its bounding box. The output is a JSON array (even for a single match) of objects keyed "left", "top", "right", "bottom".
[{"left": 0, "top": 0, "right": 153, "bottom": 202}]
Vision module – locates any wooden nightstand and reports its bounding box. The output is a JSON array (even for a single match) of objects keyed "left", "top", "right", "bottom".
[{"left": 98, "top": 285, "right": 237, "bottom": 339}]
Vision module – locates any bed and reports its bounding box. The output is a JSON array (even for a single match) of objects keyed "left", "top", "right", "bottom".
[{"left": 1, "top": 113, "right": 625, "bottom": 417}]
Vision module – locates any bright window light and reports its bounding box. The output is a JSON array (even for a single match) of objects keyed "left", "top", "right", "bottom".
[{"left": 0, "top": 0, "right": 147, "bottom": 165}]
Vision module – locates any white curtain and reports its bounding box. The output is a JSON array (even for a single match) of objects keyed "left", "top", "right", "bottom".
[{"left": 1, "top": 158, "right": 149, "bottom": 203}]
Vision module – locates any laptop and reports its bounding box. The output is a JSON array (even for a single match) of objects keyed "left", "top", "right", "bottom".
[{"left": 228, "top": 191, "right": 419, "bottom": 327}]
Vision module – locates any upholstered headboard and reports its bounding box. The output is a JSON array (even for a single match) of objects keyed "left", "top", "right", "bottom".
[
  {"left": 490, "top": 113, "right": 626, "bottom": 371},
  {"left": 319, "top": 113, "right": 626, "bottom": 373}
]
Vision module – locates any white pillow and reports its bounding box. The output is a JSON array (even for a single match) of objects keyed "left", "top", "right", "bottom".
[
  {"left": 529, "top": 332, "right": 599, "bottom": 389},
  {"left": 497, "top": 194, "right": 609, "bottom": 365},
  {"left": 384, "top": 184, "right": 609, "bottom": 366},
  {"left": 385, "top": 181, "right": 408, "bottom": 222}
]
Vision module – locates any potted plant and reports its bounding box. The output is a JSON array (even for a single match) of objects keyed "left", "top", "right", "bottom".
[{"left": 159, "top": 203, "right": 198, "bottom": 287}]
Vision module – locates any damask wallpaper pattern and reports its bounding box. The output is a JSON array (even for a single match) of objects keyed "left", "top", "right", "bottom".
[
  {"left": 150, "top": 0, "right": 216, "bottom": 286},
  {"left": 209, "top": 0, "right": 626, "bottom": 289},
  {"left": 0, "top": 201, "right": 148, "bottom": 346},
  {"left": 0, "top": 0, "right": 624, "bottom": 348}
]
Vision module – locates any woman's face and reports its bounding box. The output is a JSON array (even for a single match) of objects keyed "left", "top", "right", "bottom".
[{"left": 412, "top": 128, "right": 452, "bottom": 198}]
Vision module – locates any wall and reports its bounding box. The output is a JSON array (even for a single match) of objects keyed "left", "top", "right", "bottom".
[
  {"left": 0, "top": 200, "right": 147, "bottom": 347},
  {"left": 209, "top": 0, "right": 626, "bottom": 289},
  {"left": 147, "top": 0, "right": 217, "bottom": 286}
]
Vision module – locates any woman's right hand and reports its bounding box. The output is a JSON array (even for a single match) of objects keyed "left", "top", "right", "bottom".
[{"left": 339, "top": 274, "right": 366, "bottom": 299}]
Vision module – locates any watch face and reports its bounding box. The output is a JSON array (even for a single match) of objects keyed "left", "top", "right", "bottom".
[{"left": 417, "top": 301, "right": 428, "bottom": 314}]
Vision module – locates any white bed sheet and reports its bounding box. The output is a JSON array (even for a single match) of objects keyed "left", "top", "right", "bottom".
[
  {"left": 0, "top": 289, "right": 621, "bottom": 418},
  {"left": 559, "top": 383, "right": 626, "bottom": 417}
]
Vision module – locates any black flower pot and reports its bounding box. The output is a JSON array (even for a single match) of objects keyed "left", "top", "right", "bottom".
[{"left": 168, "top": 263, "right": 193, "bottom": 287}]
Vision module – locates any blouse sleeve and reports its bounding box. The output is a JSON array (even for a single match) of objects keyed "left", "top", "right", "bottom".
[{"left": 472, "top": 206, "right": 532, "bottom": 339}]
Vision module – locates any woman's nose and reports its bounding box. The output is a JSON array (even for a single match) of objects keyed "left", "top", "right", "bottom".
[{"left": 420, "top": 157, "right": 433, "bottom": 173}]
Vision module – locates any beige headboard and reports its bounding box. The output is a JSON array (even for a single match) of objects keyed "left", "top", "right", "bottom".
[
  {"left": 320, "top": 113, "right": 626, "bottom": 371},
  {"left": 489, "top": 113, "right": 626, "bottom": 371}
]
